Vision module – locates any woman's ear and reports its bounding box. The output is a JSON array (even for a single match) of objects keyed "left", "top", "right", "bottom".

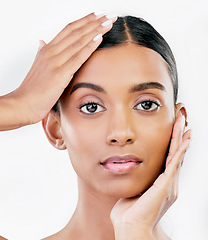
[
  {"left": 42, "top": 110, "right": 66, "bottom": 150},
  {"left": 175, "top": 103, "right": 188, "bottom": 127}
]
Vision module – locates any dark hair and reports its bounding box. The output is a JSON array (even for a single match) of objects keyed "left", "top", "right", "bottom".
[{"left": 53, "top": 16, "right": 178, "bottom": 113}]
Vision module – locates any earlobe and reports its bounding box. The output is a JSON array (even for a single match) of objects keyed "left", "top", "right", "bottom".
[
  {"left": 175, "top": 103, "right": 188, "bottom": 127},
  {"left": 42, "top": 110, "right": 66, "bottom": 150}
]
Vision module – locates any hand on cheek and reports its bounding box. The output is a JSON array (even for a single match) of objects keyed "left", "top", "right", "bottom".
[{"left": 110, "top": 113, "right": 191, "bottom": 240}]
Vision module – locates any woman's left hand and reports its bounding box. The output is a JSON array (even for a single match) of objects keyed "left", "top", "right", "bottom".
[{"left": 110, "top": 116, "right": 191, "bottom": 240}]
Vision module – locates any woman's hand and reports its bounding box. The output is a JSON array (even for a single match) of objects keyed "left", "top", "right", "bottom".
[
  {"left": 110, "top": 115, "right": 191, "bottom": 240},
  {"left": 0, "top": 12, "right": 117, "bottom": 130}
]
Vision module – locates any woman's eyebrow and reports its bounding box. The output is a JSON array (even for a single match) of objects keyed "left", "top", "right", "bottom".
[
  {"left": 70, "top": 82, "right": 106, "bottom": 95},
  {"left": 129, "top": 82, "right": 166, "bottom": 93},
  {"left": 70, "top": 81, "right": 166, "bottom": 95}
]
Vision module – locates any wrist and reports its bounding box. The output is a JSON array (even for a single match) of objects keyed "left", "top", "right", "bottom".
[{"left": 0, "top": 91, "right": 29, "bottom": 130}]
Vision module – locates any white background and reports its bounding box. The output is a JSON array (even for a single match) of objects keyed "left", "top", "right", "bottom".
[{"left": 0, "top": 0, "right": 207, "bottom": 239}]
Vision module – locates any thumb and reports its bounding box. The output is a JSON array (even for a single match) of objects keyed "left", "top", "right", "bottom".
[{"left": 38, "top": 40, "right": 46, "bottom": 51}]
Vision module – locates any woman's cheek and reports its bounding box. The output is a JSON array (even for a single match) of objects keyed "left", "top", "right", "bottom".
[
  {"left": 141, "top": 112, "right": 174, "bottom": 159},
  {"left": 155, "top": 122, "right": 173, "bottom": 161}
]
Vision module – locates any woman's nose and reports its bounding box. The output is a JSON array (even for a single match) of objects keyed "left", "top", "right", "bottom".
[{"left": 106, "top": 113, "right": 136, "bottom": 146}]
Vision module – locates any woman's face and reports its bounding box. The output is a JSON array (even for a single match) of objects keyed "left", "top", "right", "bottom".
[{"left": 57, "top": 44, "right": 176, "bottom": 198}]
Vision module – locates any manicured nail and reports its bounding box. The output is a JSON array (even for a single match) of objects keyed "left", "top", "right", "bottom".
[
  {"left": 105, "top": 13, "right": 118, "bottom": 19},
  {"left": 93, "top": 33, "right": 102, "bottom": 41},
  {"left": 94, "top": 10, "right": 105, "bottom": 17},
  {"left": 101, "top": 19, "right": 112, "bottom": 27},
  {"left": 38, "top": 40, "right": 42, "bottom": 51},
  {"left": 189, "top": 129, "right": 192, "bottom": 139}
]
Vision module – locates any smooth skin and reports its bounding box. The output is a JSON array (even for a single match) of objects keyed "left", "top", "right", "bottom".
[
  {"left": 42, "top": 45, "right": 191, "bottom": 240},
  {"left": 0, "top": 13, "right": 191, "bottom": 240}
]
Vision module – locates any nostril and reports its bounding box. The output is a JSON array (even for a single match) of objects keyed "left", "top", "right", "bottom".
[{"left": 110, "top": 138, "right": 132, "bottom": 144}]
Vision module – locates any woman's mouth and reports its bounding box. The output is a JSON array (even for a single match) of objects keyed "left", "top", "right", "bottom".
[{"left": 100, "top": 155, "right": 143, "bottom": 174}]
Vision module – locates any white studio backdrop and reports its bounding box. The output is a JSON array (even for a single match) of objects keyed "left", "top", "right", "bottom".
[{"left": 0, "top": 0, "right": 207, "bottom": 239}]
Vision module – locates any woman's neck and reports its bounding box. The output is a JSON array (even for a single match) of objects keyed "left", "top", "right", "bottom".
[
  {"left": 66, "top": 177, "right": 118, "bottom": 240},
  {"left": 51, "top": 178, "right": 169, "bottom": 240}
]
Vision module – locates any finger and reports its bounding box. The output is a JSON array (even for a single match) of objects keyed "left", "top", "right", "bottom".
[
  {"left": 135, "top": 136, "right": 190, "bottom": 224},
  {"left": 166, "top": 138, "right": 191, "bottom": 176},
  {"left": 167, "top": 116, "right": 185, "bottom": 163},
  {"left": 53, "top": 15, "right": 117, "bottom": 55},
  {"left": 34, "top": 40, "right": 47, "bottom": 63},
  {"left": 56, "top": 33, "right": 103, "bottom": 83},
  {"left": 164, "top": 138, "right": 190, "bottom": 200},
  {"left": 38, "top": 40, "right": 46, "bottom": 51},
  {"left": 123, "top": 138, "right": 189, "bottom": 227},
  {"left": 169, "top": 129, "right": 191, "bottom": 166},
  {"left": 182, "top": 129, "right": 192, "bottom": 142},
  {"left": 171, "top": 148, "right": 186, "bottom": 195},
  {"left": 168, "top": 139, "right": 189, "bottom": 206},
  {"left": 50, "top": 12, "right": 98, "bottom": 44},
  {"left": 145, "top": 141, "right": 189, "bottom": 217},
  {"left": 55, "top": 17, "right": 116, "bottom": 66},
  {"left": 164, "top": 134, "right": 191, "bottom": 207}
]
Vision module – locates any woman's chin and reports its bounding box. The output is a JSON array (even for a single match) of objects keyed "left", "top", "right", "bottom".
[
  {"left": 99, "top": 180, "right": 154, "bottom": 199},
  {"left": 104, "top": 186, "right": 145, "bottom": 199}
]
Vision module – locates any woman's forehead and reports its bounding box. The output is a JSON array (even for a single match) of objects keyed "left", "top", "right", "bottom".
[{"left": 69, "top": 44, "right": 173, "bottom": 94}]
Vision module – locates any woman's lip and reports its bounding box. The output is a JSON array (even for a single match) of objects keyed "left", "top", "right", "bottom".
[
  {"left": 100, "top": 155, "right": 143, "bottom": 174},
  {"left": 100, "top": 155, "right": 143, "bottom": 165}
]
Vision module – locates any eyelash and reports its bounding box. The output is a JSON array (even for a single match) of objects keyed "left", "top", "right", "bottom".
[
  {"left": 78, "top": 100, "right": 161, "bottom": 115},
  {"left": 134, "top": 99, "right": 161, "bottom": 112},
  {"left": 79, "top": 101, "right": 105, "bottom": 115}
]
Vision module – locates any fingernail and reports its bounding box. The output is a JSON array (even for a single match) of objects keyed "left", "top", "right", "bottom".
[
  {"left": 38, "top": 40, "right": 42, "bottom": 51},
  {"left": 93, "top": 33, "right": 102, "bottom": 41},
  {"left": 105, "top": 13, "right": 118, "bottom": 19},
  {"left": 189, "top": 129, "right": 193, "bottom": 139},
  {"left": 94, "top": 10, "right": 105, "bottom": 17},
  {"left": 101, "top": 19, "right": 112, "bottom": 27}
]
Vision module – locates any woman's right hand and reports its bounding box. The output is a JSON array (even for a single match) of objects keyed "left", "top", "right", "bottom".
[{"left": 0, "top": 12, "right": 117, "bottom": 130}]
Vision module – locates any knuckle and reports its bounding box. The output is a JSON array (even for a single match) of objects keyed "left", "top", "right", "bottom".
[
  {"left": 71, "top": 53, "right": 80, "bottom": 63},
  {"left": 174, "top": 192, "right": 178, "bottom": 201},
  {"left": 171, "top": 193, "right": 178, "bottom": 204},
  {"left": 164, "top": 188, "right": 170, "bottom": 198},
  {"left": 72, "top": 38, "right": 84, "bottom": 48},
  {"left": 65, "top": 22, "right": 73, "bottom": 31},
  {"left": 176, "top": 159, "right": 183, "bottom": 170},
  {"left": 168, "top": 191, "right": 178, "bottom": 204},
  {"left": 39, "top": 45, "right": 56, "bottom": 59},
  {"left": 72, "top": 27, "right": 84, "bottom": 36}
]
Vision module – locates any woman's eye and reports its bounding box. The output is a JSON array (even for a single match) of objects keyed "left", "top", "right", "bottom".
[
  {"left": 79, "top": 102, "right": 105, "bottom": 115},
  {"left": 135, "top": 100, "right": 160, "bottom": 112}
]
